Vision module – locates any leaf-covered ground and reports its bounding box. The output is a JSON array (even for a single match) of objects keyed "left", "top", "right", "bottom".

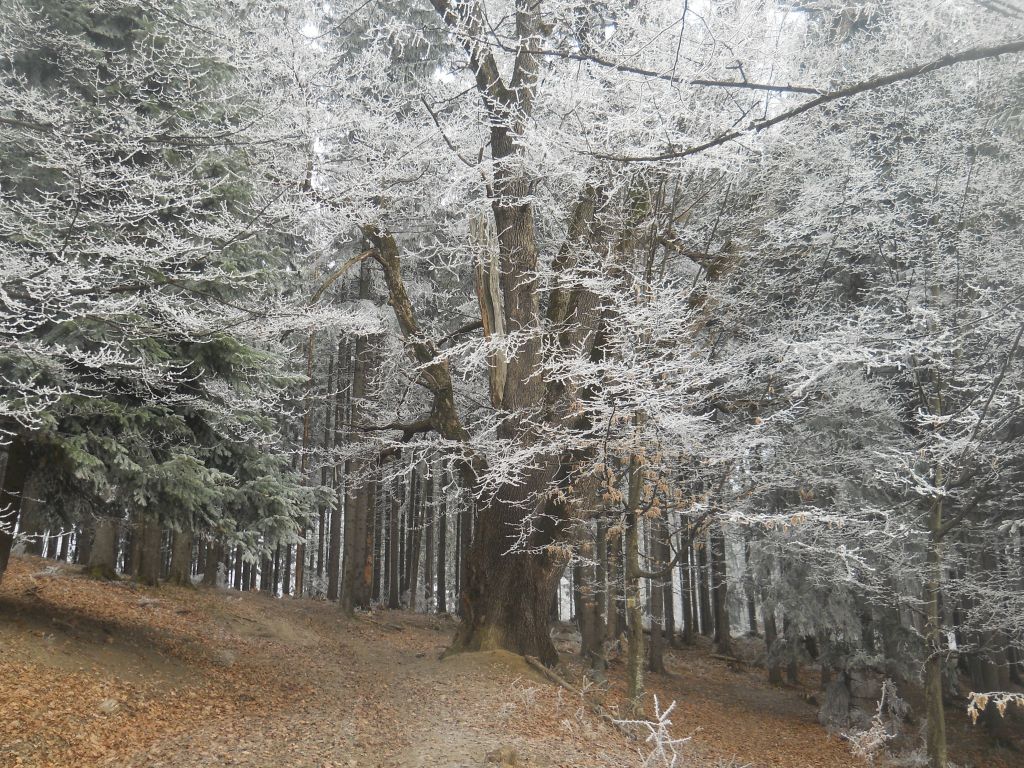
[{"left": 0, "top": 555, "right": 1016, "bottom": 767}]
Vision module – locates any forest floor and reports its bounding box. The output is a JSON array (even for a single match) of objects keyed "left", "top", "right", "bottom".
[{"left": 0, "top": 555, "right": 1019, "bottom": 768}]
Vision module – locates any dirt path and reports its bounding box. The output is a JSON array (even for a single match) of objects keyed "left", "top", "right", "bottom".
[{"left": 0, "top": 557, "right": 632, "bottom": 768}]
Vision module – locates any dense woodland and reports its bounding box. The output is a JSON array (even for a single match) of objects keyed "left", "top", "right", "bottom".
[{"left": 2, "top": 1, "right": 1024, "bottom": 766}]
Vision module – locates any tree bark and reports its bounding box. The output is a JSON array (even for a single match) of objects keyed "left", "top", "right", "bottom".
[
  {"left": 168, "top": 528, "right": 194, "bottom": 586},
  {"left": 744, "top": 535, "right": 759, "bottom": 636},
  {"left": 134, "top": 515, "right": 162, "bottom": 587},
  {"left": 924, "top": 481, "right": 947, "bottom": 768},
  {"left": 436, "top": 480, "right": 448, "bottom": 613},
  {"left": 576, "top": 521, "right": 606, "bottom": 678},
  {"left": 679, "top": 522, "right": 694, "bottom": 644},
  {"left": 283, "top": 543, "right": 292, "bottom": 595},
  {"left": 710, "top": 521, "right": 731, "bottom": 655},
  {"left": 0, "top": 435, "right": 30, "bottom": 582},
  {"left": 424, "top": 465, "right": 434, "bottom": 610},
  {"left": 407, "top": 464, "right": 424, "bottom": 611},
  {"left": 647, "top": 515, "right": 668, "bottom": 673},
  {"left": 387, "top": 474, "right": 402, "bottom": 609},
  {"left": 763, "top": 599, "right": 783, "bottom": 685},
  {"left": 697, "top": 530, "right": 712, "bottom": 636},
  {"left": 625, "top": 454, "right": 645, "bottom": 714},
  {"left": 231, "top": 544, "right": 243, "bottom": 590},
  {"left": 88, "top": 516, "right": 120, "bottom": 580},
  {"left": 201, "top": 540, "right": 222, "bottom": 589}
]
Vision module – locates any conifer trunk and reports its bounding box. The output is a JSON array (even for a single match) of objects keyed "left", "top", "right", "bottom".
[
  {"left": 387, "top": 477, "right": 401, "bottom": 609},
  {"left": 134, "top": 515, "right": 162, "bottom": 587},
  {"left": 88, "top": 516, "right": 120, "bottom": 580},
  {"left": 624, "top": 453, "right": 645, "bottom": 713},
  {"left": 0, "top": 435, "right": 30, "bottom": 583},
  {"left": 168, "top": 528, "right": 193, "bottom": 586},
  {"left": 711, "top": 522, "right": 731, "bottom": 655},
  {"left": 679, "top": 523, "right": 693, "bottom": 643},
  {"left": 697, "top": 531, "right": 712, "bottom": 636},
  {"left": 436, "top": 485, "right": 448, "bottom": 613},
  {"left": 424, "top": 465, "right": 434, "bottom": 610}
]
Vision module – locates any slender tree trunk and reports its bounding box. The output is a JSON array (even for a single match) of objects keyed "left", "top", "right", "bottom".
[
  {"left": 424, "top": 466, "right": 435, "bottom": 611},
  {"left": 283, "top": 543, "right": 292, "bottom": 596},
  {"left": 783, "top": 615, "right": 799, "bottom": 685},
  {"left": 457, "top": 494, "right": 473, "bottom": 614},
  {"left": 454, "top": 499, "right": 462, "bottom": 608},
  {"left": 697, "top": 530, "right": 712, "bottom": 637},
  {"left": 710, "top": 521, "right": 731, "bottom": 655},
  {"left": 744, "top": 535, "right": 759, "bottom": 636},
  {"left": 328, "top": 339, "right": 348, "bottom": 601},
  {"left": 407, "top": 464, "right": 424, "bottom": 612},
  {"left": 0, "top": 435, "right": 30, "bottom": 582},
  {"left": 168, "top": 528, "right": 194, "bottom": 586},
  {"left": 625, "top": 454, "right": 645, "bottom": 715},
  {"left": 272, "top": 543, "right": 281, "bottom": 595},
  {"left": 606, "top": 526, "right": 621, "bottom": 642},
  {"left": 679, "top": 523, "right": 694, "bottom": 644},
  {"left": 924, "top": 475, "right": 947, "bottom": 768},
  {"left": 763, "top": 598, "right": 783, "bottom": 685},
  {"left": 372, "top": 480, "right": 384, "bottom": 602},
  {"left": 437, "top": 482, "right": 448, "bottom": 613},
  {"left": 387, "top": 475, "right": 402, "bottom": 609},
  {"left": 232, "top": 544, "right": 243, "bottom": 591},
  {"left": 360, "top": 471, "right": 376, "bottom": 608},
  {"left": 327, "top": 481, "right": 343, "bottom": 601},
  {"left": 648, "top": 515, "right": 667, "bottom": 673},
  {"left": 340, "top": 460, "right": 359, "bottom": 614},
  {"left": 576, "top": 520, "right": 606, "bottom": 678}
]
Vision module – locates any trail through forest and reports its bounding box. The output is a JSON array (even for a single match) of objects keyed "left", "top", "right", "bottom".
[{"left": 0, "top": 555, "right": 1002, "bottom": 768}]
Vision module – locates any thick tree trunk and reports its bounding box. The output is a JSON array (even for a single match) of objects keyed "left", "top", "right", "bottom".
[
  {"left": 447, "top": 474, "right": 564, "bottom": 665},
  {"left": 88, "top": 516, "right": 120, "bottom": 580},
  {"left": 168, "top": 528, "right": 194, "bottom": 586},
  {"left": 75, "top": 521, "right": 92, "bottom": 565},
  {"left": 0, "top": 435, "right": 31, "bottom": 582},
  {"left": 204, "top": 542, "right": 223, "bottom": 586},
  {"left": 134, "top": 515, "right": 162, "bottom": 587}
]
